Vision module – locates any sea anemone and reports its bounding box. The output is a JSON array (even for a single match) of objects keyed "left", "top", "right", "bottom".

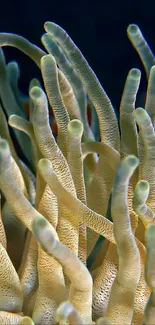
[{"left": 0, "top": 22, "right": 154, "bottom": 325}]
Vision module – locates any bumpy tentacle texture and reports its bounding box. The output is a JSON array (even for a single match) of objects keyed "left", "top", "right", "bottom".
[
  {"left": 0, "top": 20, "right": 154, "bottom": 325},
  {"left": 127, "top": 24, "right": 155, "bottom": 78},
  {"left": 143, "top": 224, "right": 155, "bottom": 324},
  {"left": 104, "top": 156, "right": 140, "bottom": 325},
  {"left": 44, "top": 21, "right": 120, "bottom": 151},
  {"left": 32, "top": 214, "right": 93, "bottom": 324}
]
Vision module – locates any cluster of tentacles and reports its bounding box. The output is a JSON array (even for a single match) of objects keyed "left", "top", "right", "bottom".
[{"left": 0, "top": 22, "right": 154, "bottom": 325}]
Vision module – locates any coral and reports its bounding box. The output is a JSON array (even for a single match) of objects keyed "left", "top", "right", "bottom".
[{"left": 0, "top": 21, "right": 154, "bottom": 325}]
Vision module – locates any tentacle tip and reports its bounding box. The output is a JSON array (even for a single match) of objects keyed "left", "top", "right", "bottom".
[
  {"left": 18, "top": 316, "right": 34, "bottom": 325},
  {"left": 130, "top": 68, "right": 141, "bottom": 79},
  {"left": 8, "top": 114, "right": 18, "bottom": 126},
  {"left": 126, "top": 154, "right": 139, "bottom": 168},
  {"left": 44, "top": 21, "right": 56, "bottom": 34},
  {"left": 138, "top": 180, "right": 149, "bottom": 191},
  {"left": 38, "top": 158, "right": 52, "bottom": 171},
  {"left": 32, "top": 214, "right": 56, "bottom": 255},
  {"left": 29, "top": 85, "right": 43, "bottom": 100},
  {"left": 150, "top": 64, "right": 155, "bottom": 73},
  {"left": 127, "top": 24, "right": 140, "bottom": 36},
  {"left": 133, "top": 107, "right": 147, "bottom": 123},
  {"left": 40, "top": 53, "right": 56, "bottom": 66},
  {"left": 68, "top": 119, "right": 83, "bottom": 136},
  {"left": 41, "top": 33, "right": 47, "bottom": 43}
]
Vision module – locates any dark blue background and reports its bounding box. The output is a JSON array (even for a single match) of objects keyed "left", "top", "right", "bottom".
[{"left": 1, "top": 0, "right": 155, "bottom": 109}]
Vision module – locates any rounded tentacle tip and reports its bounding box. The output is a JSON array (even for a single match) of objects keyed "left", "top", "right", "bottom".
[
  {"left": 18, "top": 316, "right": 35, "bottom": 325},
  {"left": 8, "top": 114, "right": 19, "bottom": 127},
  {"left": 129, "top": 68, "right": 141, "bottom": 80},
  {"left": 133, "top": 107, "right": 150, "bottom": 125},
  {"left": 139, "top": 179, "right": 149, "bottom": 187},
  {"left": 114, "top": 155, "right": 139, "bottom": 186},
  {"left": 134, "top": 107, "right": 145, "bottom": 116},
  {"left": 29, "top": 85, "right": 44, "bottom": 101},
  {"left": 133, "top": 180, "right": 150, "bottom": 208},
  {"left": 127, "top": 24, "right": 140, "bottom": 37},
  {"left": 40, "top": 53, "right": 56, "bottom": 66},
  {"left": 41, "top": 33, "right": 58, "bottom": 50},
  {"left": 44, "top": 21, "right": 57, "bottom": 34},
  {"left": 135, "top": 180, "right": 150, "bottom": 197},
  {"left": 38, "top": 158, "right": 53, "bottom": 173},
  {"left": 67, "top": 119, "right": 83, "bottom": 137},
  {"left": 150, "top": 65, "right": 155, "bottom": 73},
  {"left": 137, "top": 180, "right": 150, "bottom": 192},
  {"left": 32, "top": 214, "right": 56, "bottom": 255},
  {"left": 125, "top": 154, "right": 139, "bottom": 168}
]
